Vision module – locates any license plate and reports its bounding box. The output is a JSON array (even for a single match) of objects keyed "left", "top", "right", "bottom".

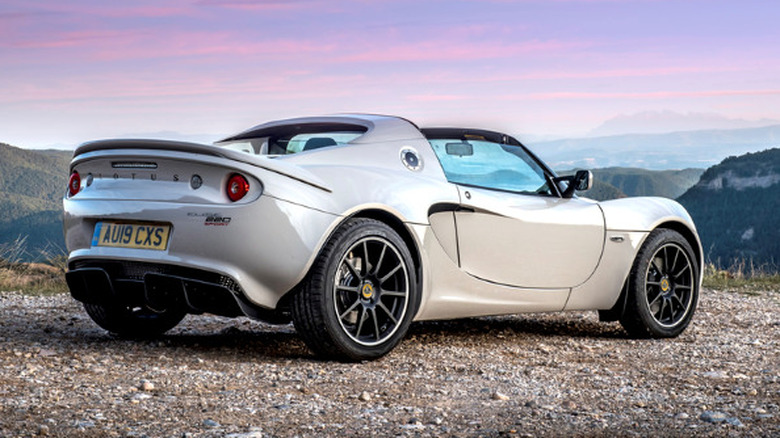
[{"left": 92, "top": 222, "right": 171, "bottom": 250}]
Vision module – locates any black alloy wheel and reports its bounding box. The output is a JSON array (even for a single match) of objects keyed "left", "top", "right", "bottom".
[
  {"left": 644, "top": 243, "right": 695, "bottom": 328},
  {"left": 333, "top": 236, "right": 410, "bottom": 346},
  {"left": 620, "top": 229, "right": 699, "bottom": 338},
  {"left": 292, "top": 218, "right": 418, "bottom": 361}
]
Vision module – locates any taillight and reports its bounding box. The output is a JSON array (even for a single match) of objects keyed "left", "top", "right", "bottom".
[
  {"left": 226, "top": 173, "right": 249, "bottom": 202},
  {"left": 68, "top": 171, "right": 81, "bottom": 197}
]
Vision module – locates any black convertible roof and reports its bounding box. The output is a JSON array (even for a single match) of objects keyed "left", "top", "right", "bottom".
[
  {"left": 420, "top": 128, "right": 523, "bottom": 147},
  {"left": 221, "top": 122, "right": 368, "bottom": 143}
]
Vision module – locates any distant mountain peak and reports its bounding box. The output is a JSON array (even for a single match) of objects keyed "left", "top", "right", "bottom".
[
  {"left": 534, "top": 125, "right": 780, "bottom": 170},
  {"left": 589, "top": 111, "right": 780, "bottom": 137}
]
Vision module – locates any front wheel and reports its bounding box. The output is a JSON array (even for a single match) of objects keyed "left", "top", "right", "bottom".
[
  {"left": 84, "top": 302, "right": 186, "bottom": 337},
  {"left": 620, "top": 229, "right": 699, "bottom": 338},
  {"left": 292, "top": 218, "right": 418, "bottom": 361}
]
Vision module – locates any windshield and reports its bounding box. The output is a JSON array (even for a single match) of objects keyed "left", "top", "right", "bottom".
[{"left": 428, "top": 138, "right": 553, "bottom": 196}]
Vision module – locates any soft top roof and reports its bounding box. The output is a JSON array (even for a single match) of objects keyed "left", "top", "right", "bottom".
[
  {"left": 218, "top": 114, "right": 425, "bottom": 144},
  {"left": 218, "top": 114, "right": 526, "bottom": 149},
  {"left": 420, "top": 128, "right": 523, "bottom": 147}
]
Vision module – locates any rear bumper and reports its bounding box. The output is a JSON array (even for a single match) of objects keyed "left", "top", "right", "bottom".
[
  {"left": 66, "top": 260, "right": 288, "bottom": 322},
  {"left": 63, "top": 195, "right": 340, "bottom": 309}
]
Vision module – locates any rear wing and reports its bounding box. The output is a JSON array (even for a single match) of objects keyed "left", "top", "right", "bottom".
[{"left": 72, "top": 139, "right": 332, "bottom": 192}]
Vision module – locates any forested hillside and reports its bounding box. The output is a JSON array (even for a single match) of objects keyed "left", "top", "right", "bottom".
[
  {"left": 678, "top": 148, "right": 780, "bottom": 268},
  {"left": 583, "top": 179, "right": 626, "bottom": 201},
  {"left": 593, "top": 167, "right": 703, "bottom": 198},
  {"left": 573, "top": 167, "right": 703, "bottom": 201},
  {"left": 1, "top": 141, "right": 777, "bottom": 270},
  {"left": 0, "top": 143, "right": 71, "bottom": 260}
]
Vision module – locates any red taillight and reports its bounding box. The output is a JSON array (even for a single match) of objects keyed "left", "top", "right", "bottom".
[
  {"left": 68, "top": 171, "right": 81, "bottom": 197},
  {"left": 226, "top": 174, "right": 249, "bottom": 202}
]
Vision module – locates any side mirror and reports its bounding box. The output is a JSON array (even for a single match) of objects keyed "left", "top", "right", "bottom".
[
  {"left": 555, "top": 170, "right": 593, "bottom": 198},
  {"left": 573, "top": 169, "right": 593, "bottom": 191}
]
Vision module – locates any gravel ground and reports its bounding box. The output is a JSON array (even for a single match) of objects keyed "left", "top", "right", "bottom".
[{"left": 0, "top": 288, "right": 777, "bottom": 437}]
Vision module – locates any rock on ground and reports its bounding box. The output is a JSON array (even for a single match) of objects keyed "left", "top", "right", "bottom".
[{"left": 0, "top": 288, "right": 777, "bottom": 437}]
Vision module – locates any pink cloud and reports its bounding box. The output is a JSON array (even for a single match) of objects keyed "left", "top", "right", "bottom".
[
  {"left": 517, "top": 66, "right": 740, "bottom": 80},
  {"left": 410, "top": 65, "right": 743, "bottom": 86},
  {"left": 524, "top": 89, "right": 780, "bottom": 100},
  {"left": 406, "top": 94, "right": 469, "bottom": 102},
  {"left": 9, "top": 30, "right": 135, "bottom": 49},
  {"left": 0, "top": 1, "right": 193, "bottom": 20},
  {"left": 93, "top": 35, "right": 332, "bottom": 60},
  {"left": 94, "top": 6, "right": 192, "bottom": 18},
  {"left": 0, "top": 11, "right": 58, "bottom": 20},
  {"left": 195, "top": 0, "right": 319, "bottom": 11},
  {"left": 3, "top": 68, "right": 374, "bottom": 104},
  {"left": 14, "top": 27, "right": 583, "bottom": 66},
  {"left": 337, "top": 39, "right": 590, "bottom": 63},
  {"left": 3, "top": 26, "right": 333, "bottom": 61}
]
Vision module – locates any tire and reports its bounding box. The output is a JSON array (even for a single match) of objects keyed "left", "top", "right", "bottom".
[
  {"left": 83, "top": 302, "right": 186, "bottom": 337},
  {"left": 292, "top": 218, "right": 418, "bottom": 361},
  {"left": 620, "top": 229, "right": 699, "bottom": 338}
]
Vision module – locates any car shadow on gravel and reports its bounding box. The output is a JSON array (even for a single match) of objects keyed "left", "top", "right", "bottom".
[
  {"left": 113, "top": 332, "right": 315, "bottom": 362},
  {"left": 2, "top": 313, "right": 313, "bottom": 361},
  {"left": 408, "top": 314, "right": 627, "bottom": 340},
  {"left": 68, "top": 330, "right": 312, "bottom": 361},
  {"left": 5, "top": 307, "right": 625, "bottom": 362},
  {"left": 155, "top": 327, "right": 314, "bottom": 360}
]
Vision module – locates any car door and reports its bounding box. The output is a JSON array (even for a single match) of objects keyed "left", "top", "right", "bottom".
[
  {"left": 426, "top": 135, "right": 605, "bottom": 289},
  {"left": 454, "top": 185, "right": 605, "bottom": 289}
]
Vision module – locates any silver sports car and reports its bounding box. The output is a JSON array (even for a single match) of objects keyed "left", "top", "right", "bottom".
[{"left": 64, "top": 114, "right": 702, "bottom": 360}]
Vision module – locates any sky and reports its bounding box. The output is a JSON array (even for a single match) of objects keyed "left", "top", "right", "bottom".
[{"left": 2, "top": 0, "right": 780, "bottom": 149}]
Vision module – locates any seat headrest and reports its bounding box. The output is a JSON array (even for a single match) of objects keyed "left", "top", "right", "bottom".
[{"left": 303, "top": 137, "right": 337, "bottom": 151}]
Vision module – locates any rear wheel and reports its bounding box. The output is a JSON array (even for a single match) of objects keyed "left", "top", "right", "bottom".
[
  {"left": 292, "top": 218, "right": 417, "bottom": 361},
  {"left": 620, "top": 229, "right": 699, "bottom": 338},
  {"left": 84, "top": 302, "right": 186, "bottom": 337}
]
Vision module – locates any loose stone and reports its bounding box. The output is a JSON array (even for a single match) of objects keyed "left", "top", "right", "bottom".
[
  {"left": 139, "top": 380, "right": 155, "bottom": 391},
  {"left": 492, "top": 391, "right": 510, "bottom": 401},
  {"left": 700, "top": 411, "right": 728, "bottom": 424},
  {"left": 203, "top": 419, "right": 220, "bottom": 428}
]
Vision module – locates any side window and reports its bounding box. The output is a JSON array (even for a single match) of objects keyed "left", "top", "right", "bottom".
[
  {"left": 220, "top": 131, "right": 365, "bottom": 155},
  {"left": 283, "top": 132, "right": 364, "bottom": 154},
  {"left": 429, "top": 139, "right": 552, "bottom": 195}
]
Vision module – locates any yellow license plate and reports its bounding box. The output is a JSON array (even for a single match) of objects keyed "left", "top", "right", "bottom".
[{"left": 92, "top": 222, "right": 171, "bottom": 250}]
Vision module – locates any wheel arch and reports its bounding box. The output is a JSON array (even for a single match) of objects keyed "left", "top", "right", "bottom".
[
  {"left": 599, "top": 220, "right": 702, "bottom": 322},
  {"left": 654, "top": 220, "right": 703, "bottom": 281},
  {"left": 276, "top": 207, "right": 424, "bottom": 317},
  {"left": 348, "top": 209, "right": 423, "bottom": 295}
]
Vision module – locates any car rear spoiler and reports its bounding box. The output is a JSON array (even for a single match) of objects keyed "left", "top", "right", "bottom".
[{"left": 72, "top": 139, "right": 332, "bottom": 192}]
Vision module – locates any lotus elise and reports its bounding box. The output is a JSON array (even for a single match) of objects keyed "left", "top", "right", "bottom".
[{"left": 63, "top": 114, "right": 702, "bottom": 360}]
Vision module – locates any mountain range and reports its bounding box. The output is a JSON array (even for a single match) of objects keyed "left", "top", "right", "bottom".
[
  {"left": 533, "top": 124, "right": 780, "bottom": 170},
  {"left": 588, "top": 111, "right": 780, "bottom": 137},
  {"left": 1, "top": 130, "right": 778, "bottom": 268},
  {"left": 575, "top": 167, "right": 704, "bottom": 201}
]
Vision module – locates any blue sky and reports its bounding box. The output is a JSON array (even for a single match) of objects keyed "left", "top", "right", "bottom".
[{"left": 2, "top": 0, "right": 779, "bottom": 148}]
